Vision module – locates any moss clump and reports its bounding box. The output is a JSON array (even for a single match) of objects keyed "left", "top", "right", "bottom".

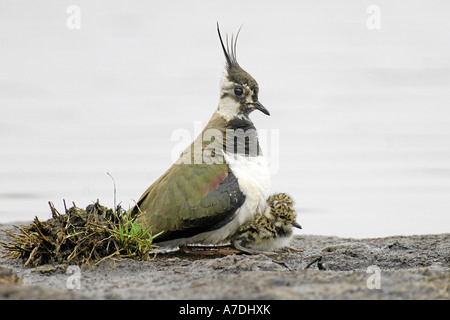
[{"left": 1, "top": 201, "right": 160, "bottom": 267}]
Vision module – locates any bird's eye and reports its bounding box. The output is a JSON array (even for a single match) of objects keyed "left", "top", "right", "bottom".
[{"left": 234, "top": 87, "right": 243, "bottom": 96}]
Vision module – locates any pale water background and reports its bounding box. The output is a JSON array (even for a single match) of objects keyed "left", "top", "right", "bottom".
[{"left": 1, "top": 1, "right": 449, "bottom": 238}]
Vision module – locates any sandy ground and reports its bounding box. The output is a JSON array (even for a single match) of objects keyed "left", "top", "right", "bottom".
[{"left": 0, "top": 223, "right": 448, "bottom": 300}]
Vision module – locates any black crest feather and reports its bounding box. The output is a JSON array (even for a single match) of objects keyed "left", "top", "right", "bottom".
[{"left": 217, "top": 22, "right": 242, "bottom": 71}]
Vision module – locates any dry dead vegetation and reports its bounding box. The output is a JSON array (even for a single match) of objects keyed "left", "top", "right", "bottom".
[{"left": 0, "top": 201, "right": 160, "bottom": 267}]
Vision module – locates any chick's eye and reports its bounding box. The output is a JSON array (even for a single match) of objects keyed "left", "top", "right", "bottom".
[{"left": 234, "top": 87, "right": 243, "bottom": 96}]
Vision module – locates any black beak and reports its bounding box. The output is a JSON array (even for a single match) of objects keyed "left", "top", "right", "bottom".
[
  {"left": 292, "top": 221, "right": 302, "bottom": 229},
  {"left": 250, "top": 101, "right": 270, "bottom": 116}
]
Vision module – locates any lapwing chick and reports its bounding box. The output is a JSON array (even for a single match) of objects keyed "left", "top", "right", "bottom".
[
  {"left": 128, "top": 24, "right": 272, "bottom": 250},
  {"left": 231, "top": 193, "right": 301, "bottom": 254}
]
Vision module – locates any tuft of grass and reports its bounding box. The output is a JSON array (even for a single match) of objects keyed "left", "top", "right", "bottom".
[
  {"left": 1, "top": 200, "right": 161, "bottom": 267},
  {"left": 115, "top": 209, "right": 163, "bottom": 259}
]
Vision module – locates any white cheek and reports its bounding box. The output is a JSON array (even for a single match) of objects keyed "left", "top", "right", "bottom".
[
  {"left": 217, "top": 96, "right": 240, "bottom": 120},
  {"left": 217, "top": 75, "right": 255, "bottom": 119}
]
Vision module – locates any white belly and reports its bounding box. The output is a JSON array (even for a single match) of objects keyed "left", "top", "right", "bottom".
[
  {"left": 156, "top": 153, "right": 271, "bottom": 249},
  {"left": 196, "top": 153, "right": 271, "bottom": 244},
  {"left": 223, "top": 152, "right": 271, "bottom": 223}
]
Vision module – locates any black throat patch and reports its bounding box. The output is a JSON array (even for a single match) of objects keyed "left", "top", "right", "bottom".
[{"left": 224, "top": 117, "right": 262, "bottom": 157}]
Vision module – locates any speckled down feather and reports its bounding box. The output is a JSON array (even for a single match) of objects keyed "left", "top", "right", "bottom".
[{"left": 231, "top": 193, "right": 300, "bottom": 253}]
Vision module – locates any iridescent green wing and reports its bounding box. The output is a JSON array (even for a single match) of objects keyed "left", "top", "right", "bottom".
[{"left": 131, "top": 161, "right": 245, "bottom": 242}]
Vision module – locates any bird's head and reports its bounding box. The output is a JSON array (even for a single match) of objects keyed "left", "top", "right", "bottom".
[
  {"left": 216, "top": 23, "right": 270, "bottom": 120},
  {"left": 265, "top": 193, "right": 302, "bottom": 230}
]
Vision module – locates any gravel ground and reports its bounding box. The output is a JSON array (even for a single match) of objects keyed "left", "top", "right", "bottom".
[{"left": 0, "top": 223, "right": 448, "bottom": 300}]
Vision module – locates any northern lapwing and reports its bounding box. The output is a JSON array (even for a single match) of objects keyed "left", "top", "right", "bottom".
[
  {"left": 129, "top": 24, "right": 271, "bottom": 250},
  {"left": 231, "top": 193, "right": 301, "bottom": 254}
]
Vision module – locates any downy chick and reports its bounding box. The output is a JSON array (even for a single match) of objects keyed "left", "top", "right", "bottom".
[{"left": 230, "top": 193, "right": 301, "bottom": 254}]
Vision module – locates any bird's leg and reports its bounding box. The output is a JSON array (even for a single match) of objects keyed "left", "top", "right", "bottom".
[
  {"left": 283, "top": 246, "right": 302, "bottom": 253},
  {"left": 232, "top": 239, "right": 265, "bottom": 255},
  {"left": 179, "top": 244, "right": 241, "bottom": 256}
]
